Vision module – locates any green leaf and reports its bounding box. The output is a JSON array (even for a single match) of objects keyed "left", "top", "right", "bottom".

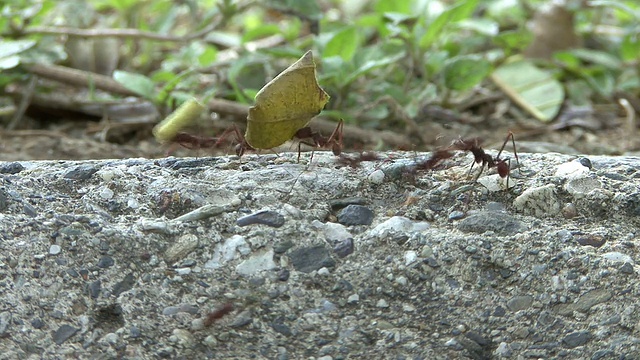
[
  {"left": 0, "top": 39, "right": 36, "bottom": 59},
  {"left": 569, "top": 49, "right": 622, "bottom": 70},
  {"left": 324, "top": 27, "right": 360, "bottom": 62},
  {"left": 621, "top": 34, "right": 640, "bottom": 62},
  {"left": 374, "top": 0, "right": 411, "bottom": 14},
  {"left": 443, "top": 55, "right": 492, "bottom": 91},
  {"left": 113, "top": 70, "right": 156, "bottom": 99},
  {"left": 419, "top": 0, "right": 479, "bottom": 49},
  {"left": 491, "top": 60, "right": 564, "bottom": 122}
]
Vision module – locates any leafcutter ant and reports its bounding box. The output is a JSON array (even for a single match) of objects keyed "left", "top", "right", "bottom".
[
  {"left": 294, "top": 119, "right": 344, "bottom": 162},
  {"left": 336, "top": 151, "right": 381, "bottom": 168},
  {"left": 447, "top": 131, "right": 519, "bottom": 187},
  {"left": 203, "top": 303, "right": 234, "bottom": 327}
]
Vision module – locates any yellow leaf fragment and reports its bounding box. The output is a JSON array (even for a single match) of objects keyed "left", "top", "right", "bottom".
[{"left": 245, "top": 50, "right": 330, "bottom": 149}]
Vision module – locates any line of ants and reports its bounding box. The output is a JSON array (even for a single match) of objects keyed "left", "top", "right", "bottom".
[{"left": 166, "top": 121, "right": 519, "bottom": 187}]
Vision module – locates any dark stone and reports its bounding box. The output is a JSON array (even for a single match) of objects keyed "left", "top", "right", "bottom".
[
  {"left": 329, "top": 197, "right": 368, "bottom": 211},
  {"left": 465, "top": 331, "right": 490, "bottom": 347},
  {"left": 0, "top": 188, "right": 9, "bottom": 212},
  {"left": 456, "top": 211, "right": 524, "bottom": 235},
  {"left": 274, "top": 240, "right": 294, "bottom": 254},
  {"left": 31, "top": 318, "right": 45, "bottom": 329},
  {"left": 277, "top": 269, "right": 290, "bottom": 281},
  {"left": 97, "top": 256, "right": 115, "bottom": 268},
  {"left": 23, "top": 202, "right": 37, "bottom": 217},
  {"left": 576, "top": 235, "right": 606, "bottom": 248},
  {"left": 236, "top": 210, "right": 285, "bottom": 228},
  {"left": 591, "top": 349, "right": 614, "bottom": 360},
  {"left": 333, "top": 238, "right": 354, "bottom": 258},
  {"left": 0, "top": 162, "right": 24, "bottom": 174},
  {"left": 493, "top": 306, "right": 506, "bottom": 317},
  {"left": 619, "top": 262, "right": 635, "bottom": 274},
  {"left": 64, "top": 165, "right": 99, "bottom": 180},
  {"left": 113, "top": 273, "right": 135, "bottom": 296},
  {"left": 562, "top": 331, "right": 591, "bottom": 348},
  {"left": 578, "top": 157, "right": 592, "bottom": 169},
  {"left": 270, "top": 321, "right": 292, "bottom": 337},
  {"left": 448, "top": 211, "right": 465, "bottom": 220},
  {"left": 337, "top": 205, "right": 374, "bottom": 226},
  {"left": 52, "top": 324, "right": 79, "bottom": 345},
  {"left": 89, "top": 280, "right": 101, "bottom": 299},
  {"left": 289, "top": 245, "right": 336, "bottom": 273}
]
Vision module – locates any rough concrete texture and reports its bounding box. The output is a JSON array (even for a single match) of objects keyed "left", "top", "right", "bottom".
[{"left": 1, "top": 150, "right": 639, "bottom": 359}]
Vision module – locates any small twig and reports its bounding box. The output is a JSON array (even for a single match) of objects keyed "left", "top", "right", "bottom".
[
  {"left": 7, "top": 76, "right": 37, "bottom": 130},
  {"left": 14, "top": 23, "right": 216, "bottom": 43}
]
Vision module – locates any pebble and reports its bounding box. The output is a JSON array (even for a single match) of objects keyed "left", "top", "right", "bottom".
[
  {"left": 288, "top": 245, "right": 336, "bottom": 273},
  {"left": 49, "top": 244, "right": 61, "bottom": 255},
  {"left": 322, "top": 222, "right": 352, "bottom": 242},
  {"left": 404, "top": 250, "right": 418, "bottom": 265},
  {"left": 112, "top": 273, "right": 135, "bottom": 296},
  {"left": 368, "top": 169, "right": 385, "bottom": 184},
  {"left": 52, "top": 324, "right": 79, "bottom": 345},
  {"left": 333, "top": 238, "right": 354, "bottom": 258},
  {"left": 562, "top": 331, "right": 591, "bottom": 348},
  {"left": 204, "top": 235, "right": 250, "bottom": 269},
  {"left": 97, "top": 256, "right": 115, "bottom": 268},
  {"left": 236, "top": 249, "right": 277, "bottom": 276},
  {"left": 457, "top": 211, "right": 524, "bottom": 235},
  {"left": 601, "top": 252, "right": 633, "bottom": 264},
  {"left": 337, "top": 205, "right": 374, "bottom": 226},
  {"left": 507, "top": 295, "right": 533, "bottom": 312},
  {"left": 0, "top": 162, "right": 24, "bottom": 174},
  {"left": 448, "top": 211, "right": 465, "bottom": 220},
  {"left": 99, "top": 187, "right": 114, "bottom": 200},
  {"left": 347, "top": 294, "right": 359, "bottom": 304},
  {"left": 513, "top": 184, "right": 562, "bottom": 217},
  {"left": 64, "top": 165, "right": 99, "bottom": 180},
  {"left": 236, "top": 210, "right": 285, "bottom": 228},
  {"left": 165, "top": 234, "right": 200, "bottom": 265},
  {"left": 376, "top": 299, "right": 389, "bottom": 308}
]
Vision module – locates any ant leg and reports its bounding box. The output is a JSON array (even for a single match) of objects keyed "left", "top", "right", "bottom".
[
  {"left": 325, "top": 119, "right": 344, "bottom": 156},
  {"left": 496, "top": 131, "right": 520, "bottom": 171}
]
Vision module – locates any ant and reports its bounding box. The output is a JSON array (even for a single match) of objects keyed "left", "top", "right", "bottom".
[
  {"left": 336, "top": 151, "right": 381, "bottom": 168},
  {"left": 294, "top": 119, "right": 344, "bottom": 162},
  {"left": 447, "top": 131, "right": 519, "bottom": 187},
  {"left": 212, "top": 125, "right": 255, "bottom": 157},
  {"left": 161, "top": 132, "right": 220, "bottom": 156},
  {"left": 203, "top": 303, "right": 234, "bottom": 327}
]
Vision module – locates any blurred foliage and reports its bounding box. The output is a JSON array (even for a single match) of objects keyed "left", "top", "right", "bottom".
[{"left": 0, "top": 0, "right": 638, "bottom": 129}]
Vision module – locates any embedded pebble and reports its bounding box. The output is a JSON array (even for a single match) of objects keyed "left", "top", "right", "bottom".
[
  {"left": 63, "top": 165, "right": 99, "bottom": 180},
  {"left": 288, "top": 245, "right": 336, "bottom": 273},
  {"left": 337, "top": 205, "right": 374, "bottom": 226},
  {"left": 457, "top": 211, "right": 524, "bottom": 235},
  {"left": 368, "top": 169, "right": 385, "bottom": 184},
  {"left": 513, "top": 184, "right": 562, "bottom": 217},
  {"left": 52, "top": 325, "right": 78, "bottom": 345},
  {"left": 49, "top": 244, "right": 61, "bottom": 255},
  {"left": 0, "top": 162, "right": 24, "bottom": 174},
  {"left": 236, "top": 210, "right": 285, "bottom": 228},
  {"left": 236, "top": 249, "right": 277, "bottom": 276}
]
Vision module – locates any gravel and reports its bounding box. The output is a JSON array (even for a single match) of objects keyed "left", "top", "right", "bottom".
[{"left": 1, "top": 150, "right": 640, "bottom": 359}]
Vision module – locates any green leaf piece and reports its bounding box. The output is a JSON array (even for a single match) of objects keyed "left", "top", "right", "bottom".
[{"left": 491, "top": 60, "right": 564, "bottom": 122}]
